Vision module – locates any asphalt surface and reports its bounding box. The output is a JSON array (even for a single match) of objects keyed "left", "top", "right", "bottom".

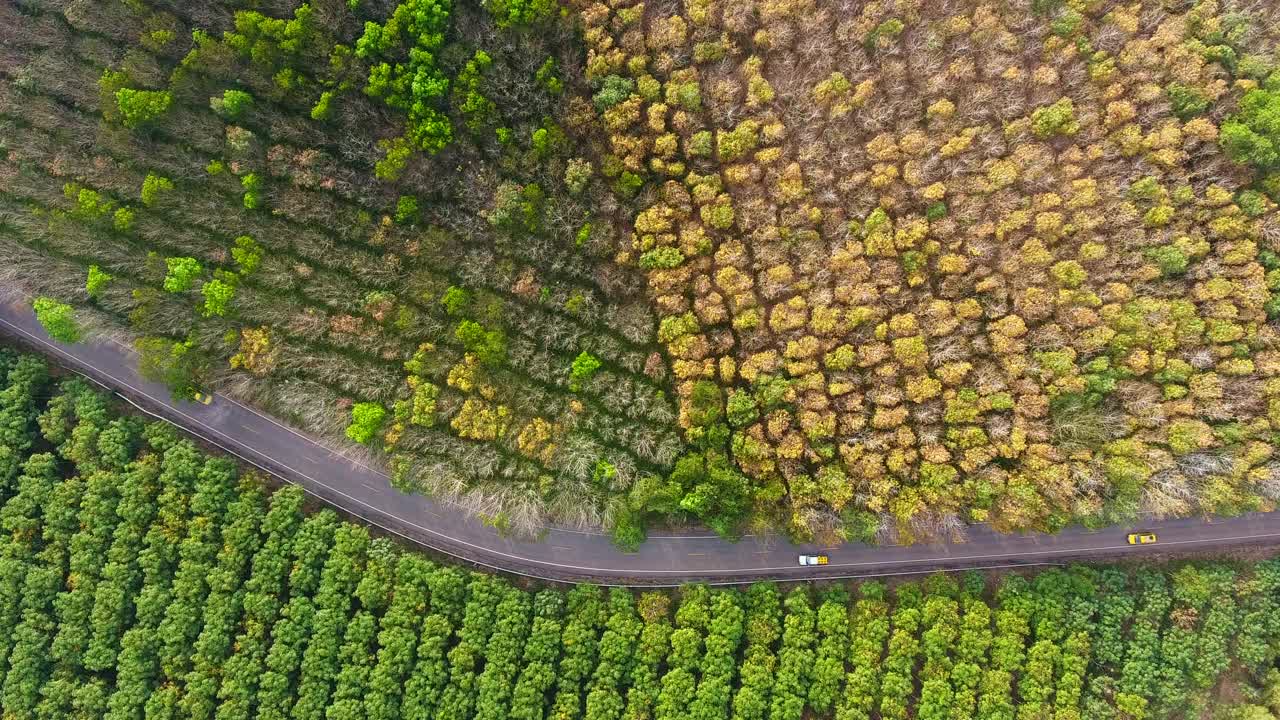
[{"left": 3, "top": 297, "right": 1280, "bottom": 585}]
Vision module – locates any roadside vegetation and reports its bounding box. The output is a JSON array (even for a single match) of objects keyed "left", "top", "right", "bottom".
[
  {"left": 5, "top": 0, "right": 1280, "bottom": 545},
  {"left": 0, "top": 346, "right": 1279, "bottom": 720}
]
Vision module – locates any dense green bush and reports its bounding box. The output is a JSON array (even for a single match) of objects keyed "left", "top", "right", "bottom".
[
  {"left": 140, "top": 173, "right": 174, "bottom": 207},
  {"left": 32, "top": 298, "right": 80, "bottom": 343},
  {"left": 454, "top": 51, "right": 497, "bottom": 132},
  {"left": 455, "top": 321, "right": 507, "bottom": 367},
  {"left": 85, "top": 266, "right": 112, "bottom": 299},
  {"left": 593, "top": 76, "right": 635, "bottom": 111},
  {"left": 163, "top": 257, "right": 202, "bottom": 293},
  {"left": 136, "top": 336, "right": 204, "bottom": 399},
  {"left": 1166, "top": 82, "right": 1211, "bottom": 119},
  {"left": 1030, "top": 98, "right": 1079, "bottom": 138},
  {"left": 200, "top": 276, "right": 237, "bottom": 317},
  {"left": 231, "top": 236, "right": 263, "bottom": 274},
  {"left": 569, "top": 351, "right": 602, "bottom": 390},
  {"left": 357, "top": 0, "right": 454, "bottom": 155},
  {"left": 211, "top": 89, "right": 254, "bottom": 119},
  {"left": 485, "top": 0, "right": 559, "bottom": 28},
  {"left": 346, "top": 402, "right": 388, "bottom": 444},
  {"left": 240, "top": 173, "right": 263, "bottom": 210},
  {"left": 114, "top": 88, "right": 173, "bottom": 129},
  {"left": 1222, "top": 89, "right": 1280, "bottom": 171}
]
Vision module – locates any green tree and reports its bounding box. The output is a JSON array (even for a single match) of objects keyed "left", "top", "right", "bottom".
[
  {"left": 374, "top": 136, "right": 415, "bottom": 181},
  {"left": 808, "top": 598, "right": 849, "bottom": 712},
  {"left": 32, "top": 298, "right": 80, "bottom": 343},
  {"left": 395, "top": 195, "right": 419, "bottom": 224},
  {"left": 114, "top": 88, "right": 172, "bottom": 128},
  {"left": 141, "top": 173, "right": 174, "bottom": 207},
  {"left": 454, "top": 51, "right": 496, "bottom": 132},
  {"left": 401, "top": 613, "right": 455, "bottom": 719},
  {"left": 768, "top": 589, "right": 816, "bottom": 720},
  {"left": 508, "top": 591, "right": 566, "bottom": 720},
  {"left": 729, "top": 584, "right": 781, "bottom": 720},
  {"left": 440, "top": 286, "right": 469, "bottom": 316},
  {"left": 1030, "top": 98, "right": 1079, "bottom": 138},
  {"left": 311, "top": 91, "right": 334, "bottom": 121},
  {"left": 210, "top": 487, "right": 306, "bottom": 720},
  {"left": 79, "top": 454, "right": 161, "bottom": 672},
  {"left": 687, "top": 592, "right": 745, "bottom": 720},
  {"left": 435, "top": 575, "right": 505, "bottom": 720},
  {"left": 1222, "top": 89, "right": 1280, "bottom": 171},
  {"left": 364, "top": 555, "right": 434, "bottom": 720},
  {"left": 212, "top": 89, "right": 254, "bottom": 119},
  {"left": 346, "top": 402, "right": 387, "bottom": 444},
  {"left": 536, "top": 57, "right": 563, "bottom": 95},
  {"left": 455, "top": 321, "right": 507, "bottom": 367},
  {"left": 136, "top": 335, "right": 203, "bottom": 399},
  {"left": 593, "top": 76, "right": 634, "bottom": 111},
  {"left": 671, "top": 451, "right": 750, "bottom": 538},
  {"left": 549, "top": 585, "right": 606, "bottom": 720},
  {"left": 355, "top": 0, "right": 454, "bottom": 157},
  {"left": 288, "top": 524, "right": 370, "bottom": 720},
  {"left": 176, "top": 484, "right": 268, "bottom": 720},
  {"left": 241, "top": 173, "right": 263, "bottom": 210},
  {"left": 231, "top": 235, "right": 263, "bottom": 274},
  {"left": 163, "top": 257, "right": 202, "bottom": 293},
  {"left": 570, "top": 352, "right": 602, "bottom": 391},
  {"left": 112, "top": 206, "right": 135, "bottom": 232},
  {"left": 253, "top": 511, "right": 340, "bottom": 720},
  {"left": 726, "top": 390, "right": 759, "bottom": 428},
  {"left": 486, "top": 182, "right": 545, "bottom": 233},
  {"left": 201, "top": 277, "right": 236, "bottom": 317},
  {"left": 486, "top": 0, "right": 558, "bottom": 27},
  {"left": 64, "top": 183, "right": 114, "bottom": 219},
  {"left": 1166, "top": 82, "right": 1211, "bottom": 120},
  {"left": 474, "top": 588, "right": 533, "bottom": 720}
]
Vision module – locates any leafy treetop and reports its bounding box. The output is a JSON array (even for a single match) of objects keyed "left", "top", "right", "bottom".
[
  {"left": 32, "top": 298, "right": 80, "bottom": 343},
  {"left": 201, "top": 276, "right": 237, "bottom": 317},
  {"left": 569, "top": 351, "right": 601, "bottom": 390},
  {"left": 114, "top": 88, "right": 172, "bottom": 129},
  {"left": 1222, "top": 88, "right": 1280, "bottom": 172},
  {"left": 485, "top": 0, "right": 559, "bottom": 28},
  {"left": 356, "top": 0, "right": 454, "bottom": 155},
  {"left": 346, "top": 401, "right": 387, "bottom": 444},
  {"left": 86, "top": 266, "right": 112, "bottom": 299},
  {"left": 163, "top": 257, "right": 203, "bottom": 293}
]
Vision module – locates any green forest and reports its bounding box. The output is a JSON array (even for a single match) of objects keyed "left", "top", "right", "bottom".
[
  {"left": 6, "top": 0, "right": 1280, "bottom": 547},
  {"left": 2, "top": 347, "right": 1280, "bottom": 720}
]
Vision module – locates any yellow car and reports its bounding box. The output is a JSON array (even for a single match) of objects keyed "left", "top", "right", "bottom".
[
  {"left": 1127, "top": 532, "right": 1157, "bottom": 545},
  {"left": 192, "top": 391, "right": 214, "bottom": 405}
]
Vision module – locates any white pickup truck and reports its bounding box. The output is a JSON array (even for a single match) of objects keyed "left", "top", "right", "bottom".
[{"left": 798, "top": 554, "right": 829, "bottom": 566}]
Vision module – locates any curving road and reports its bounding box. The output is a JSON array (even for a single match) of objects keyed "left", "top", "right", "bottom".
[{"left": 3, "top": 297, "right": 1280, "bottom": 585}]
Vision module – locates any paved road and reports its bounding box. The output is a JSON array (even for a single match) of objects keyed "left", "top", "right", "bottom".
[{"left": 3, "top": 298, "right": 1280, "bottom": 584}]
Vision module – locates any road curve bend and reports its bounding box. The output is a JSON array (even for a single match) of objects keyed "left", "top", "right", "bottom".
[{"left": 2, "top": 298, "right": 1279, "bottom": 585}]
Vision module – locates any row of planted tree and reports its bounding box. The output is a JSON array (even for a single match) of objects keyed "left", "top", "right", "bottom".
[{"left": 0, "top": 346, "right": 1279, "bottom": 720}]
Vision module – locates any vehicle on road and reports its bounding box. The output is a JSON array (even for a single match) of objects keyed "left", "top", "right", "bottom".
[
  {"left": 798, "top": 554, "right": 829, "bottom": 566},
  {"left": 192, "top": 391, "right": 214, "bottom": 405},
  {"left": 1127, "top": 532, "right": 1157, "bottom": 545}
]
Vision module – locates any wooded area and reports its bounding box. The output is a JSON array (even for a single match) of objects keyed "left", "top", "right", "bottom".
[
  {"left": 5, "top": 0, "right": 1280, "bottom": 545},
  {"left": 0, "top": 347, "right": 1279, "bottom": 719}
]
